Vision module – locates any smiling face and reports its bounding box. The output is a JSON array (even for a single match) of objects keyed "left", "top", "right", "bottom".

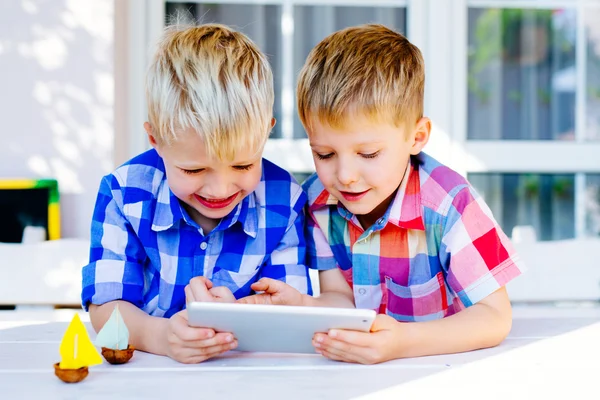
[
  {"left": 307, "top": 115, "right": 430, "bottom": 228},
  {"left": 146, "top": 124, "right": 263, "bottom": 234}
]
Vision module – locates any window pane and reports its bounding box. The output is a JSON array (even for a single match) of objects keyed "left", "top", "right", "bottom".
[
  {"left": 164, "top": 2, "right": 284, "bottom": 137},
  {"left": 293, "top": 6, "right": 407, "bottom": 138},
  {"left": 586, "top": 9, "right": 600, "bottom": 141},
  {"left": 468, "top": 173, "right": 575, "bottom": 241},
  {"left": 467, "top": 8, "right": 576, "bottom": 140},
  {"left": 586, "top": 174, "right": 600, "bottom": 237}
]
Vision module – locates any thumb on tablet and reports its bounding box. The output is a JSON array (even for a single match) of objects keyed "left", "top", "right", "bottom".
[{"left": 370, "top": 314, "right": 396, "bottom": 332}]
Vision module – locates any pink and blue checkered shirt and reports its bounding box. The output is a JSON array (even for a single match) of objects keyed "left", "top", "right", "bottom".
[{"left": 303, "top": 152, "right": 524, "bottom": 322}]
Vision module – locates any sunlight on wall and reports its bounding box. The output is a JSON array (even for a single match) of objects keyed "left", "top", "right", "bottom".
[
  {"left": 1, "top": 0, "right": 114, "bottom": 238},
  {"left": 427, "top": 122, "right": 486, "bottom": 176}
]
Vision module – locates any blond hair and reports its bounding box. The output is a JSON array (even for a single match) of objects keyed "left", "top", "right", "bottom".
[
  {"left": 297, "top": 24, "right": 424, "bottom": 132},
  {"left": 146, "top": 23, "right": 274, "bottom": 160}
]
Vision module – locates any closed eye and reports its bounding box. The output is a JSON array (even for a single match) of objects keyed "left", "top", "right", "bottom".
[
  {"left": 233, "top": 164, "right": 254, "bottom": 171},
  {"left": 360, "top": 151, "right": 379, "bottom": 159},
  {"left": 314, "top": 152, "right": 334, "bottom": 160},
  {"left": 181, "top": 168, "right": 205, "bottom": 175}
]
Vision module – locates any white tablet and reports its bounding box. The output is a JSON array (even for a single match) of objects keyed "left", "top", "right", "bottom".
[{"left": 187, "top": 302, "right": 376, "bottom": 354}]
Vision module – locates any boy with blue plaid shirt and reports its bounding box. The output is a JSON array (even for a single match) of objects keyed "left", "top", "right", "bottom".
[{"left": 81, "top": 23, "right": 311, "bottom": 364}]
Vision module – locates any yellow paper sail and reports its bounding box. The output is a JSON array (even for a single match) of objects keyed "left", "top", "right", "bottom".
[{"left": 59, "top": 314, "right": 103, "bottom": 369}]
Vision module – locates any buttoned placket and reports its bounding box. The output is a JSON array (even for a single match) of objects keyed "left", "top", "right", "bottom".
[{"left": 352, "top": 230, "right": 375, "bottom": 309}]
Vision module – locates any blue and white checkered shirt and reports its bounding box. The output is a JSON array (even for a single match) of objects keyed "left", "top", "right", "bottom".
[{"left": 82, "top": 149, "right": 311, "bottom": 318}]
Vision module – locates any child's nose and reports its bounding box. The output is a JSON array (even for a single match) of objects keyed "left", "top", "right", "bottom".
[
  {"left": 337, "top": 162, "right": 359, "bottom": 186},
  {"left": 204, "top": 181, "right": 232, "bottom": 199}
]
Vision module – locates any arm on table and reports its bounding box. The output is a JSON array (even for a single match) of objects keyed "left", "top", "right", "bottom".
[
  {"left": 90, "top": 297, "right": 237, "bottom": 364},
  {"left": 89, "top": 300, "right": 170, "bottom": 355},
  {"left": 313, "top": 287, "right": 512, "bottom": 364}
]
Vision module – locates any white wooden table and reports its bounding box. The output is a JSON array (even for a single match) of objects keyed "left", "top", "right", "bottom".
[{"left": 1, "top": 306, "right": 599, "bottom": 400}]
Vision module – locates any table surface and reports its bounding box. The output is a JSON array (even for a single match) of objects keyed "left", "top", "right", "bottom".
[{"left": 1, "top": 306, "right": 599, "bottom": 400}]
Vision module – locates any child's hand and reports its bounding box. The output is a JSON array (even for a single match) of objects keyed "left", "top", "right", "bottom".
[
  {"left": 164, "top": 310, "right": 237, "bottom": 364},
  {"left": 312, "top": 314, "right": 403, "bottom": 364},
  {"left": 237, "top": 278, "right": 304, "bottom": 306},
  {"left": 185, "top": 276, "right": 236, "bottom": 304}
]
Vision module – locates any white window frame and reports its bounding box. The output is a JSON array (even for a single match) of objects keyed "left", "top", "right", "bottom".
[
  {"left": 453, "top": 0, "right": 600, "bottom": 242},
  {"left": 116, "top": 0, "right": 600, "bottom": 241},
  {"left": 116, "top": 0, "right": 419, "bottom": 173}
]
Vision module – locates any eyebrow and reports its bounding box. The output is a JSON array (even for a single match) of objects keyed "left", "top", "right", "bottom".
[
  {"left": 310, "top": 141, "right": 385, "bottom": 148},
  {"left": 177, "top": 159, "right": 258, "bottom": 168}
]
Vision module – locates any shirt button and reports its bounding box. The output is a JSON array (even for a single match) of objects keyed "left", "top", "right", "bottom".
[
  {"left": 358, "top": 288, "right": 366, "bottom": 295},
  {"left": 200, "top": 242, "right": 208, "bottom": 250}
]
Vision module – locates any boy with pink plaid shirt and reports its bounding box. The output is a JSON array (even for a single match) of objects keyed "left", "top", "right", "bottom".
[{"left": 240, "top": 24, "right": 525, "bottom": 364}]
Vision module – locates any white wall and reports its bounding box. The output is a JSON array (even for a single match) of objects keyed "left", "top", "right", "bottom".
[{"left": 0, "top": 0, "right": 114, "bottom": 239}]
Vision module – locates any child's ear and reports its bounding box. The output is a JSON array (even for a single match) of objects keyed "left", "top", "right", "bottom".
[
  {"left": 144, "top": 122, "right": 161, "bottom": 153},
  {"left": 270, "top": 117, "right": 277, "bottom": 129},
  {"left": 409, "top": 117, "right": 431, "bottom": 155}
]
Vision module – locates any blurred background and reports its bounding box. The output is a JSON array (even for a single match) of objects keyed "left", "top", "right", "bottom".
[{"left": 0, "top": 0, "right": 599, "bottom": 307}]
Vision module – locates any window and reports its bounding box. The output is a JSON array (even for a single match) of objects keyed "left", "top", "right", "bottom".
[
  {"left": 127, "top": 1, "right": 600, "bottom": 246},
  {"left": 585, "top": 8, "right": 600, "bottom": 141},
  {"left": 467, "top": 8, "right": 576, "bottom": 141},
  {"left": 586, "top": 174, "right": 600, "bottom": 237},
  {"left": 469, "top": 173, "right": 575, "bottom": 241},
  {"left": 164, "top": 1, "right": 407, "bottom": 144},
  {"left": 461, "top": 1, "right": 600, "bottom": 245},
  {"left": 164, "top": 3, "right": 284, "bottom": 137},
  {"left": 292, "top": 5, "right": 406, "bottom": 138}
]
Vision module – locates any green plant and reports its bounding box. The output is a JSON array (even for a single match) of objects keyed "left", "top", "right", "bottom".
[
  {"left": 508, "top": 89, "right": 522, "bottom": 103},
  {"left": 538, "top": 88, "right": 551, "bottom": 105},
  {"left": 468, "top": 9, "right": 573, "bottom": 104},
  {"left": 518, "top": 174, "right": 540, "bottom": 199},
  {"left": 552, "top": 178, "right": 573, "bottom": 199}
]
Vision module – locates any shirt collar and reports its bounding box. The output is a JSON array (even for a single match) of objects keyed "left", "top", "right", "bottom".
[
  {"left": 216, "top": 194, "right": 258, "bottom": 238},
  {"left": 386, "top": 157, "right": 426, "bottom": 230},
  {"left": 151, "top": 182, "right": 258, "bottom": 238},
  {"left": 151, "top": 179, "right": 182, "bottom": 231},
  {"left": 309, "top": 156, "right": 425, "bottom": 231}
]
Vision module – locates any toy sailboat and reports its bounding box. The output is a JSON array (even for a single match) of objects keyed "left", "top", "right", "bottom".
[
  {"left": 96, "top": 304, "right": 135, "bottom": 364},
  {"left": 54, "top": 313, "right": 102, "bottom": 383}
]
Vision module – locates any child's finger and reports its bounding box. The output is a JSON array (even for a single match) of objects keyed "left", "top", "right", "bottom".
[
  {"left": 172, "top": 316, "right": 216, "bottom": 341},
  {"left": 254, "top": 278, "right": 286, "bottom": 294},
  {"left": 184, "top": 285, "right": 195, "bottom": 304},
  {"left": 209, "top": 286, "right": 236, "bottom": 302},
  {"left": 370, "top": 314, "right": 397, "bottom": 332},
  {"left": 319, "top": 346, "right": 362, "bottom": 364},
  {"left": 314, "top": 335, "right": 369, "bottom": 364},
  {"left": 185, "top": 341, "right": 238, "bottom": 363},
  {"left": 236, "top": 294, "right": 273, "bottom": 305},
  {"left": 317, "top": 347, "right": 353, "bottom": 363},
  {"left": 181, "top": 332, "right": 236, "bottom": 349},
  {"left": 186, "top": 276, "right": 215, "bottom": 302},
  {"left": 191, "top": 276, "right": 214, "bottom": 289},
  {"left": 173, "top": 341, "right": 236, "bottom": 364},
  {"left": 249, "top": 279, "right": 270, "bottom": 292},
  {"left": 314, "top": 333, "right": 372, "bottom": 363},
  {"left": 326, "top": 329, "right": 371, "bottom": 347}
]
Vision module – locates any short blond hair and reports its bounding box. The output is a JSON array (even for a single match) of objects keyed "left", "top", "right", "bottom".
[
  {"left": 297, "top": 24, "right": 424, "bottom": 132},
  {"left": 146, "top": 23, "right": 274, "bottom": 160}
]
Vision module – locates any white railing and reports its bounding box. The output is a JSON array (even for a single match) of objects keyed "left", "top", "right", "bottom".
[{"left": 0, "top": 233, "right": 597, "bottom": 306}]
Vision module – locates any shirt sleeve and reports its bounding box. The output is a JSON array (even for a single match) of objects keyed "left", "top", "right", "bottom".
[
  {"left": 81, "top": 174, "right": 146, "bottom": 310},
  {"left": 439, "top": 185, "right": 525, "bottom": 307},
  {"left": 305, "top": 207, "right": 339, "bottom": 271},
  {"left": 258, "top": 185, "right": 313, "bottom": 295}
]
